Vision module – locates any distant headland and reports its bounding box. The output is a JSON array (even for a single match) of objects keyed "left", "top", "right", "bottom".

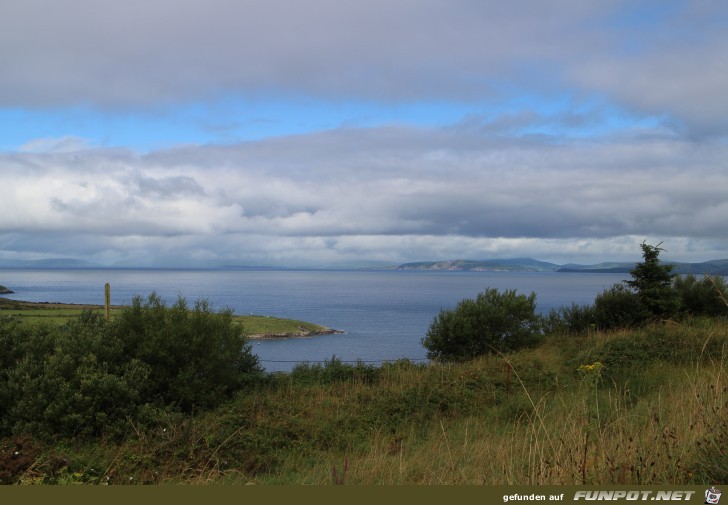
[{"left": 394, "top": 258, "right": 728, "bottom": 275}]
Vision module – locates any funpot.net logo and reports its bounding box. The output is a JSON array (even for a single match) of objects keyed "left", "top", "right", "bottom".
[{"left": 572, "top": 490, "right": 697, "bottom": 501}]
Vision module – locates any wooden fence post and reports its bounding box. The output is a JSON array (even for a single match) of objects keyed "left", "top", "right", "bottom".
[{"left": 105, "top": 283, "right": 111, "bottom": 320}]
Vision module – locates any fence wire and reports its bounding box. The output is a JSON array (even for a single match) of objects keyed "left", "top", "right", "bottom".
[{"left": 258, "top": 357, "right": 429, "bottom": 364}]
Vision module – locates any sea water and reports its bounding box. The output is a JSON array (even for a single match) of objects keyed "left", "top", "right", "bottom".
[{"left": 0, "top": 268, "right": 629, "bottom": 371}]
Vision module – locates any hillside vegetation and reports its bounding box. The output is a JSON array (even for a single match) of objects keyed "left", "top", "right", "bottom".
[{"left": 0, "top": 317, "right": 726, "bottom": 485}]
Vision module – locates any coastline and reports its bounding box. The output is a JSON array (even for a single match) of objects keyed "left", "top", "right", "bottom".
[
  {"left": 0, "top": 296, "right": 342, "bottom": 338},
  {"left": 248, "top": 328, "right": 345, "bottom": 339},
  {"left": 0, "top": 297, "right": 123, "bottom": 310}
]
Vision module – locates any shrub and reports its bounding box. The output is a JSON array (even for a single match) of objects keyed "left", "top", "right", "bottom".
[
  {"left": 593, "top": 283, "right": 650, "bottom": 331},
  {"left": 0, "top": 293, "right": 261, "bottom": 439},
  {"left": 0, "top": 319, "right": 75, "bottom": 437},
  {"left": 544, "top": 302, "right": 596, "bottom": 336},
  {"left": 421, "top": 288, "right": 541, "bottom": 362},
  {"left": 109, "top": 294, "right": 261, "bottom": 412},
  {"left": 673, "top": 274, "right": 728, "bottom": 317}
]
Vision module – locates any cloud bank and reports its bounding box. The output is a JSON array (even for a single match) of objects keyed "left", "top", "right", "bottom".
[
  {"left": 3, "top": 124, "right": 727, "bottom": 266},
  {"left": 2, "top": 1, "right": 727, "bottom": 132}
]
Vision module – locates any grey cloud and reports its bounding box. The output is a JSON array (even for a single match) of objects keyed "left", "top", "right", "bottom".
[
  {"left": 571, "top": 2, "right": 728, "bottom": 136},
  {"left": 6, "top": 0, "right": 566, "bottom": 104},
  {"left": 1, "top": 124, "right": 727, "bottom": 265},
  {"left": 134, "top": 175, "right": 206, "bottom": 198},
  {"left": 5, "top": 0, "right": 725, "bottom": 135}
]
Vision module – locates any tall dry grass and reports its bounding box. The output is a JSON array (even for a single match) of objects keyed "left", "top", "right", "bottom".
[{"left": 277, "top": 349, "right": 725, "bottom": 485}]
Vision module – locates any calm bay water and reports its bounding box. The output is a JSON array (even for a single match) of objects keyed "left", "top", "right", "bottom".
[{"left": 0, "top": 268, "right": 629, "bottom": 372}]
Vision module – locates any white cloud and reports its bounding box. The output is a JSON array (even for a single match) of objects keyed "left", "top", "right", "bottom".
[{"left": 1, "top": 125, "right": 727, "bottom": 266}]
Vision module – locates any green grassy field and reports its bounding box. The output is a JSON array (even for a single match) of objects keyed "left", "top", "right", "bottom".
[{"left": 0, "top": 297, "right": 330, "bottom": 337}]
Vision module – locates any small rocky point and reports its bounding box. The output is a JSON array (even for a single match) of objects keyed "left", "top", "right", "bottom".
[{"left": 249, "top": 328, "right": 344, "bottom": 339}]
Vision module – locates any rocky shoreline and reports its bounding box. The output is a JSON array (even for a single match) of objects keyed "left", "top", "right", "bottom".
[
  {"left": 0, "top": 285, "right": 14, "bottom": 294},
  {"left": 249, "top": 328, "right": 345, "bottom": 340}
]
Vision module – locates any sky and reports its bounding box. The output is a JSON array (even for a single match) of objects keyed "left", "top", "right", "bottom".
[{"left": 1, "top": 0, "right": 727, "bottom": 268}]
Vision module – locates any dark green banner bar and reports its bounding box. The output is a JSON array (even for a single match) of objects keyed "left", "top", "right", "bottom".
[{"left": 0, "top": 485, "right": 723, "bottom": 505}]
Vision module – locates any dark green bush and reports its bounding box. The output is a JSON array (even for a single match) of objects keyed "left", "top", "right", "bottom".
[
  {"left": 673, "top": 274, "right": 728, "bottom": 317},
  {"left": 544, "top": 302, "right": 596, "bottom": 336},
  {"left": 593, "top": 284, "right": 649, "bottom": 331},
  {"left": 110, "top": 294, "right": 261, "bottom": 412},
  {"left": 421, "top": 288, "right": 542, "bottom": 362},
  {"left": 0, "top": 294, "right": 261, "bottom": 439},
  {"left": 0, "top": 313, "right": 150, "bottom": 438}
]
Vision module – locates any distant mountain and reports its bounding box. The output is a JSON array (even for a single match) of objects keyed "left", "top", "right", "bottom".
[
  {"left": 0, "top": 258, "right": 101, "bottom": 269},
  {"left": 396, "top": 258, "right": 728, "bottom": 275},
  {"left": 669, "top": 259, "right": 728, "bottom": 275},
  {"left": 557, "top": 262, "right": 636, "bottom": 273}
]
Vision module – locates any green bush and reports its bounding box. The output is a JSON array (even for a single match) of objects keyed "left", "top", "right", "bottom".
[
  {"left": 0, "top": 313, "right": 150, "bottom": 438},
  {"left": 544, "top": 302, "right": 596, "bottom": 336},
  {"left": 673, "top": 274, "right": 728, "bottom": 317},
  {"left": 0, "top": 293, "right": 261, "bottom": 439},
  {"left": 110, "top": 294, "right": 261, "bottom": 412},
  {"left": 421, "top": 288, "right": 541, "bottom": 362},
  {"left": 593, "top": 284, "right": 649, "bottom": 331}
]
